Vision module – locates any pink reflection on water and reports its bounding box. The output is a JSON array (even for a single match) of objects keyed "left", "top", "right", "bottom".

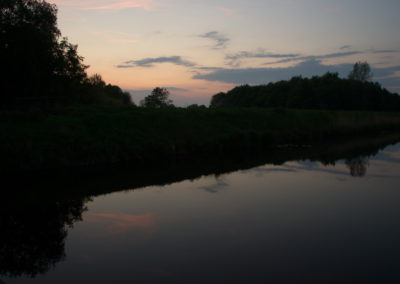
[{"left": 85, "top": 212, "right": 157, "bottom": 235}]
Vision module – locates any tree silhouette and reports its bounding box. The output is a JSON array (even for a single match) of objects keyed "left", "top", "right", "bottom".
[
  {"left": 0, "top": 0, "right": 134, "bottom": 108},
  {"left": 80, "top": 74, "right": 132, "bottom": 105},
  {"left": 0, "top": 198, "right": 89, "bottom": 278},
  {"left": 1, "top": 0, "right": 87, "bottom": 98},
  {"left": 1, "top": 0, "right": 60, "bottom": 104},
  {"left": 0, "top": 0, "right": 101, "bottom": 108},
  {"left": 140, "top": 87, "right": 174, "bottom": 108},
  {"left": 345, "top": 157, "right": 369, "bottom": 177},
  {"left": 348, "top": 61, "right": 372, "bottom": 82},
  {"left": 55, "top": 37, "right": 88, "bottom": 84},
  {"left": 87, "top": 74, "right": 106, "bottom": 87},
  {"left": 210, "top": 70, "right": 400, "bottom": 111}
]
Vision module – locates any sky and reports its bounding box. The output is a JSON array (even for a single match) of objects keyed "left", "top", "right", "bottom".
[{"left": 50, "top": 0, "right": 400, "bottom": 106}]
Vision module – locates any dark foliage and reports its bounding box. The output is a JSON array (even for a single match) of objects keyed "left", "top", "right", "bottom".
[
  {"left": 0, "top": 198, "right": 88, "bottom": 278},
  {"left": 1, "top": 106, "right": 400, "bottom": 171},
  {"left": 0, "top": 0, "right": 132, "bottom": 109},
  {"left": 140, "top": 87, "right": 174, "bottom": 108},
  {"left": 186, "top": 104, "right": 207, "bottom": 109},
  {"left": 79, "top": 74, "right": 133, "bottom": 105},
  {"left": 0, "top": 0, "right": 85, "bottom": 103},
  {"left": 210, "top": 72, "right": 400, "bottom": 111},
  {"left": 348, "top": 61, "right": 372, "bottom": 82}
]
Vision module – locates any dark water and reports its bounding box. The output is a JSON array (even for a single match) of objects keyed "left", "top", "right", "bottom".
[{"left": 2, "top": 136, "right": 400, "bottom": 284}]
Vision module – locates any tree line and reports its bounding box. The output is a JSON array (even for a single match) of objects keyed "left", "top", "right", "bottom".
[
  {"left": 210, "top": 63, "right": 400, "bottom": 111},
  {"left": 3, "top": 0, "right": 398, "bottom": 112},
  {"left": 0, "top": 0, "right": 132, "bottom": 109}
]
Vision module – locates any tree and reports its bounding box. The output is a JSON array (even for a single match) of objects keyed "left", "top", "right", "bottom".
[
  {"left": 209, "top": 72, "right": 400, "bottom": 111},
  {"left": 140, "top": 87, "right": 173, "bottom": 108},
  {"left": 0, "top": 0, "right": 88, "bottom": 106},
  {"left": 0, "top": 198, "right": 88, "bottom": 278},
  {"left": 54, "top": 37, "right": 88, "bottom": 84},
  {"left": 82, "top": 74, "right": 132, "bottom": 105},
  {"left": 348, "top": 61, "right": 372, "bottom": 82},
  {"left": 345, "top": 157, "right": 369, "bottom": 177},
  {"left": 87, "top": 74, "right": 106, "bottom": 87},
  {"left": 187, "top": 104, "right": 207, "bottom": 109}
]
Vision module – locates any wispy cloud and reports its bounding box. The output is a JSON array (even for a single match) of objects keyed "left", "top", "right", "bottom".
[
  {"left": 264, "top": 51, "right": 363, "bottom": 65},
  {"left": 193, "top": 59, "right": 400, "bottom": 92},
  {"left": 226, "top": 49, "right": 300, "bottom": 67},
  {"left": 370, "top": 49, "right": 400, "bottom": 54},
  {"left": 224, "top": 49, "right": 370, "bottom": 67},
  {"left": 199, "top": 31, "right": 230, "bottom": 50},
  {"left": 340, "top": 45, "right": 352, "bottom": 50},
  {"left": 51, "top": 0, "right": 154, "bottom": 11},
  {"left": 194, "top": 59, "right": 338, "bottom": 84},
  {"left": 265, "top": 50, "right": 400, "bottom": 65},
  {"left": 116, "top": 56, "right": 196, "bottom": 68}
]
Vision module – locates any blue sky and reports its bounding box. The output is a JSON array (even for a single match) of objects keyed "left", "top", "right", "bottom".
[{"left": 52, "top": 0, "right": 400, "bottom": 105}]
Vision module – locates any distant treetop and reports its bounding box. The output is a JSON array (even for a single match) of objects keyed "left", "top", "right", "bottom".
[
  {"left": 140, "top": 87, "right": 174, "bottom": 108},
  {"left": 210, "top": 65, "right": 400, "bottom": 111},
  {"left": 348, "top": 61, "right": 372, "bottom": 82}
]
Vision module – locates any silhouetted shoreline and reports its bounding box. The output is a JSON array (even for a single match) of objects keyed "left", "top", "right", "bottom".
[{"left": 1, "top": 105, "right": 400, "bottom": 174}]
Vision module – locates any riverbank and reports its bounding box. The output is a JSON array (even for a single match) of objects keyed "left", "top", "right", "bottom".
[{"left": 1, "top": 105, "right": 400, "bottom": 171}]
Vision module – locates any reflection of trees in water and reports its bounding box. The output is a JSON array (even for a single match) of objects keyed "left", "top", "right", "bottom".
[
  {"left": 345, "top": 157, "right": 369, "bottom": 177},
  {"left": 0, "top": 136, "right": 397, "bottom": 282},
  {"left": 0, "top": 198, "right": 89, "bottom": 279}
]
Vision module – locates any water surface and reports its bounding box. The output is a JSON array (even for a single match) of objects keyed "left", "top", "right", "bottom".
[{"left": 2, "top": 138, "right": 400, "bottom": 284}]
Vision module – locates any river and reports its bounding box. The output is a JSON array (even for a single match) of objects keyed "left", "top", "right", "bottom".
[{"left": 2, "top": 137, "right": 400, "bottom": 284}]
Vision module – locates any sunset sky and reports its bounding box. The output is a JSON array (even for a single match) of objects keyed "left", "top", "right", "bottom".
[{"left": 50, "top": 0, "right": 400, "bottom": 106}]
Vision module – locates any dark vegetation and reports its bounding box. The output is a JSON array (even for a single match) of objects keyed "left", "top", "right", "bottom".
[
  {"left": 210, "top": 71, "right": 400, "bottom": 111},
  {"left": 0, "top": 0, "right": 132, "bottom": 109},
  {"left": 1, "top": 1, "right": 400, "bottom": 173},
  {"left": 1, "top": 106, "right": 400, "bottom": 172},
  {"left": 140, "top": 87, "right": 174, "bottom": 108}
]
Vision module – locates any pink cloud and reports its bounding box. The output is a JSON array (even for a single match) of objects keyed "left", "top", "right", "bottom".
[
  {"left": 51, "top": 0, "right": 154, "bottom": 11},
  {"left": 87, "top": 0, "right": 153, "bottom": 10}
]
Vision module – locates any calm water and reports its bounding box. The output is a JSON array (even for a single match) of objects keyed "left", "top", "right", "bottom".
[{"left": 2, "top": 139, "right": 400, "bottom": 284}]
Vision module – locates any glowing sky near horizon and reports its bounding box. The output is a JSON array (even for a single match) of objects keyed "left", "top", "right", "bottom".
[{"left": 51, "top": 0, "right": 400, "bottom": 105}]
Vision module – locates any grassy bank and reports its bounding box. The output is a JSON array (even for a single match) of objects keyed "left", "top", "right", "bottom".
[{"left": 1, "top": 106, "right": 400, "bottom": 171}]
